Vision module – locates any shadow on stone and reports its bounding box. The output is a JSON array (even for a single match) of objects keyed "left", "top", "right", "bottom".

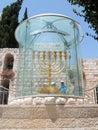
[{"left": 46, "top": 104, "right": 58, "bottom": 122}]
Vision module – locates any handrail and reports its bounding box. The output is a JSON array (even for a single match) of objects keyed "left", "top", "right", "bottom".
[
  {"left": 0, "top": 86, "right": 9, "bottom": 91},
  {"left": 84, "top": 86, "right": 96, "bottom": 92},
  {"left": 0, "top": 86, "right": 16, "bottom": 93},
  {"left": 0, "top": 85, "right": 16, "bottom": 105}
]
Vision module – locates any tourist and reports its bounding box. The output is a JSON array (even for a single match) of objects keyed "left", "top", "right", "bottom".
[
  {"left": 51, "top": 82, "right": 56, "bottom": 87},
  {"left": 59, "top": 81, "right": 68, "bottom": 94},
  {"left": 43, "top": 83, "right": 48, "bottom": 87}
]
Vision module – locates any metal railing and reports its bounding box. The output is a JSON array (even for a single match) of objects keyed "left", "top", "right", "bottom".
[
  {"left": 84, "top": 86, "right": 98, "bottom": 104},
  {"left": 0, "top": 86, "right": 9, "bottom": 104},
  {"left": 0, "top": 84, "right": 98, "bottom": 105}
]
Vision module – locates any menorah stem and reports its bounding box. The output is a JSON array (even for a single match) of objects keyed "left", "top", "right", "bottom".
[{"left": 48, "top": 52, "right": 51, "bottom": 87}]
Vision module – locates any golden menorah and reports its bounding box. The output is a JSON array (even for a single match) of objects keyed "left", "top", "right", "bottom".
[{"left": 33, "top": 51, "right": 67, "bottom": 94}]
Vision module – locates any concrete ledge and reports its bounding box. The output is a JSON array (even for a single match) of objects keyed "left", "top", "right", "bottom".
[
  {"left": 1, "top": 105, "right": 98, "bottom": 119},
  {"left": 0, "top": 105, "right": 98, "bottom": 129}
]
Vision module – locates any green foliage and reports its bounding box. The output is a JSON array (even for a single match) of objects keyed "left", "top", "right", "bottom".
[
  {"left": 67, "top": 0, "right": 98, "bottom": 41},
  {"left": 0, "top": 0, "right": 23, "bottom": 48},
  {"left": 22, "top": 8, "right": 28, "bottom": 21}
]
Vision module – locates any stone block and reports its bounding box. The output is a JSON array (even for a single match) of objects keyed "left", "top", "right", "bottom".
[
  {"left": 23, "top": 97, "right": 32, "bottom": 105},
  {"left": 56, "top": 97, "right": 66, "bottom": 105},
  {"left": 32, "top": 97, "right": 45, "bottom": 105},
  {"left": 66, "top": 98, "right": 76, "bottom": 105},
  {"left": 45, "top": 97, "right": 55, "bottom": 104},
  {"left": 0, "top": 119, "right": 47, "bottom": 129},
  {"left": 77, "top": 118, "right": 97, "bottom": 127},
  {"left": 46, "top": 118, "right": 76, "bottom": 128}
]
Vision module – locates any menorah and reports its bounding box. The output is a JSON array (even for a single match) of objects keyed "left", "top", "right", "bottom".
[{"left": 33, "top": 51, "right": 67, "bottom": 94}]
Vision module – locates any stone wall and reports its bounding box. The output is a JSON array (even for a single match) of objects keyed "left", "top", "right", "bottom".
[
  {"left": 1, "top": 49, "right": 98, "bottom": 129},
  {"left": 0, "top": 105, "right": 98, "bottom": 129},
  {"left": 83, "top": 59, "right": 98, "bottom": 104},
  {"left": 0, "top": 49, "right": 98, "bottom": 104},
  {"left": 0, "top": 48, "right": 19, "bottom": 101}
]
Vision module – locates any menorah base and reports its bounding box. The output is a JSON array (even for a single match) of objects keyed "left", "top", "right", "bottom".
[{"left": 38, "top": 86, "right": 61, "bottom": 94}]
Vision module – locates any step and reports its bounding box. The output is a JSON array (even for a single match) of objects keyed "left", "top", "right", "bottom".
[{"left": 0, "top": 105, "right": 98, "bottom": 129}]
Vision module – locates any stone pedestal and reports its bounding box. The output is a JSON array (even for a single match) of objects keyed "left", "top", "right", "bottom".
[{"left": 8, "top": 96, "right": 86, "bottom": 106}]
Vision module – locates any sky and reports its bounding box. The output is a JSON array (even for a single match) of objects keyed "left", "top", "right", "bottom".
[{"left": 0, "top": 0, "right": 98, "bottom": 59}]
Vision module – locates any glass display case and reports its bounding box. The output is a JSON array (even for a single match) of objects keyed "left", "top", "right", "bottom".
[{"left": 15, "top": 14, "right": 83, "bottom": 97}]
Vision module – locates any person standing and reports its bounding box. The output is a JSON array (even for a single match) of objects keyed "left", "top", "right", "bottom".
[{"left": 59, "top": 81, "right": 68, "bottom": 94}]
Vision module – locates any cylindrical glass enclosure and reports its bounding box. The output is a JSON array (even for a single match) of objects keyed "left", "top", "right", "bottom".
[{"left": 15, "top": 14, "right": 83, "bottom": 97}]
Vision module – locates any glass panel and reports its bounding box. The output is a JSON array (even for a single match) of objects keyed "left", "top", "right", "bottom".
[{"left": 15, "top": 14, "right": 83, "bottom": 97}]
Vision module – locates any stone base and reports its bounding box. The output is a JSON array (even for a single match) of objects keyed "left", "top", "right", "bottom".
[
  {"left": 0, "top": 105, "right": 98, "bottom": 129},
  {"left": 8, "top": 95, "right": 87, "bottom": 106}
]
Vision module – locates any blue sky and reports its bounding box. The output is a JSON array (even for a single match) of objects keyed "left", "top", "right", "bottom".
[{"left": 0, "top": 0, "right": 98, "bottom": 59}]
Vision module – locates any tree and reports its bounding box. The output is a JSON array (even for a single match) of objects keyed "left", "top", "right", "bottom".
[
  {"left": 22, "top": 7, "right": 28, "bottom": 21},
  {"left": 67, "top": 0, "right": 98, "bottom": 41},
  {"left": 0, "top": 0, "right": 23, "bottom": 48}
]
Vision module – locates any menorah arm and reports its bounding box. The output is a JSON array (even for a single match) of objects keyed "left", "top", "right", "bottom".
[
  {"left": 40, "top": 59, "right": 65, "bottom": 72},
  {"left": 50, "top": 62, "right": 63, "bottom": 71},
  {"left": 42, "top": 57, "right": 63, "bottom": 71},
  {"left": 38, "top": 58, "right": 50, "bottom": 70},
  {"left": 36, "top": 69, "right": 49, "bottom": 75},
  {"left": 51, "top": 58, "right": 66, "bottom": 72},
  {"left": 42, "top": 55, "right": 60, "bottom": 67},
  {"left": 42, "top": 58, "right": 51, "bottom": 66},
  {"left": 42, "top": 54, "right": 62, "bottom": 67},
  {"left": 37, "top": 57, "right": 66, "bottom": 75},
  {"left": 39, "top": 63, "right": 50, "bottom": 71},
  {"left": 51, "top": 66, "right": 65, "bottom": 75},
  {"left": 41, "top": 61, "right": 62, "bottom": 71},
  {"left": 38, "top": 56, "right": 61, "bottom": 71},
  {"left": 51, "top": 60, "right": 66, "bottom": 75},
  {"left": 33, "top": 62, "right": 49, "bottom": 75}
]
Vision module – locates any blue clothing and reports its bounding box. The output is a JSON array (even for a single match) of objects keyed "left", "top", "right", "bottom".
[{"left": 59, "top": 85, "right": 68, "bottom": 94}]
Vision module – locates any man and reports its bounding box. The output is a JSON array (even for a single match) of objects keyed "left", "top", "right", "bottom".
[{"left": 59, "top": 81, "right": 68, "bottom": 94}]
